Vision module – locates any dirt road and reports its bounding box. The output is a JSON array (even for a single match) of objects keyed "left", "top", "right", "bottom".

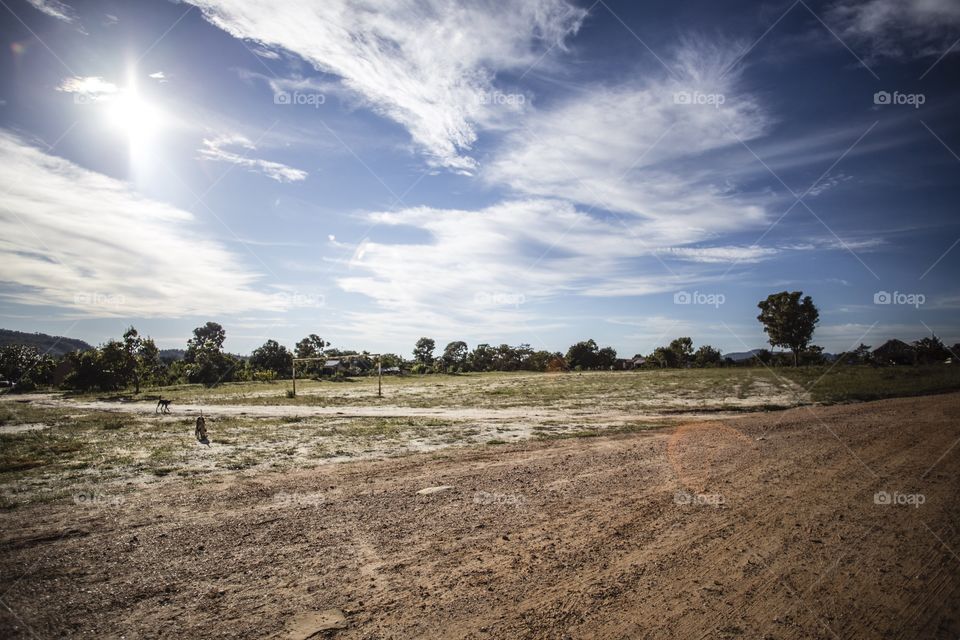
[{"left": 2, "top": 393, "right": 959, "bottom": 639}]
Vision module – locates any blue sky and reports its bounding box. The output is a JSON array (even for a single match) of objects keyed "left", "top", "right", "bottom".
[{"left": 0, "top": 0, "right": 958, "bottom": 356}]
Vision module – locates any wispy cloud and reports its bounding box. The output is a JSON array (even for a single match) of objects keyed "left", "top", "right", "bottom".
[
  {"left": 56, "top": 76, "right": 118, "bottom": 101},
  {"left": 0, "top": 130, "right": 279, "bottom": 317},
  {"left": 827, "top": 0, "right": 960, "bottom": 59},
  {"left": 186, "top": 0, "right": 586, "bottom": 172},
  {"left": 26, "top": 0, "right": 78, "bottom": 24},
  {"left": 484, "top": 38, "right": 772, "bottom": 244},
  {"left": 199, "top": 134, "right": 308, "bottom": 183}
]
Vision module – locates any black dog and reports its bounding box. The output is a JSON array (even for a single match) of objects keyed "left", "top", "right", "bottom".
[
  {"left": 156, "top": 397, "right": 171, "bottom": 414},
  {"left": 195, "top": 413, "right": 209, "bottom": 446}
]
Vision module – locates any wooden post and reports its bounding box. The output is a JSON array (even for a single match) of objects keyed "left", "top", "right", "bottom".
[
  {"left": 377, "top": 357, "right": 382, "bottom": 397},
  {"left": 291, "top": 360, "right": 296, "bottom": 397}
]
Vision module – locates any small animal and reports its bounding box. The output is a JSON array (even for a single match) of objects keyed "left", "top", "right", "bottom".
[
  {"left": 195, "top": 412, "right": 208, "bottom": 442},
  {"left": 156, "top": 397, "right": 171, "bottom": 414}
]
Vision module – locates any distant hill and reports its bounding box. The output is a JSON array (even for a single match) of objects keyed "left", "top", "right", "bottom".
[
  {"left": 723, "top": 348, "right": 837, "bottom": 363},
  {"left": 0, "top": 329, "right": 92, "bottom": 357},
  {"left": 159, "top": 348, "right": 186, "bottom": 361},
  {"left": 722, "top": 349, "right": 766, "bottom": 362}
]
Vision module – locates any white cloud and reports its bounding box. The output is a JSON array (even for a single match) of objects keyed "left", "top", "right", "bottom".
[
  {"left": 484, "top": 38, "right": 771, "bottom": 244},
  {"left": 828, "top": 0, "right": 960, "bottom": 59},
  {"left": 199, "top": 134, "right": 308, "bottom": 182},
  {"left": 56, "top": 76, "right": 118, "bottom": 101},
  {"left": 655, "top": 246, "right": 779, "bottom": 264},
  {"left": 186, "top": 0, "right": 586, "bottom": 171},
  {"left": 148, "top": 71, "right": 167, "bottom": 82},
  {"left": 333, "top": 199, "right": 739, "bottom": 341},
  {"left": 0, "top": 131, "right": 283, "bottom": 318},
  {"left": 26, "top": 0, "right": 77, "bottom": 24}
]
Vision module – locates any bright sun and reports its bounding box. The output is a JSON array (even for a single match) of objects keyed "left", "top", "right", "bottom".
[{"left": 107, "top": 91, "right": 165, "bottom": 137}]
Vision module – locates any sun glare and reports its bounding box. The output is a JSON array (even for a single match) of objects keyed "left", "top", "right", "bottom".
[{"left": 107, "top": 91, "right": 165, "bottom": 137}]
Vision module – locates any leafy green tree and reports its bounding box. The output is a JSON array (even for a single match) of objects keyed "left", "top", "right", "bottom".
[
  {"left": 413, "top": 337, "right": 436, "bottom": 366},
  {"left": 122, "top": 327, "right": 164, "bottom": 393},
  {"left": 839, "top": 343, "right": 872, "bottom": 365},
  {"left": 379, "top": 353, "right": 403, "bottom": 368},
  {"left": 596, "top": 346, "right": 618, "bottom": 369},
  {"left": 914, "top": 335, "right": 949, "bottom": 364},
  {"left": 693, "top": 345, "right": 723, "bottom": 367},
  {"left": 0, "top": 345, "right": 55, "bottom": 391},
  {"left": 668, "top": 337, "right": 694, "bottom": 367},
  {"left": 648, "top": 346, "right": 677, "bottom": 368},
  {"left": 295, "top": 334, "right": 327, "bottom": 375},
  {"left": 469, "top": 343, "right": 495, "bottom": 372},
  {"left": 250, "top": 339, "right": 293, "bottom": 377},
  {"left": 184, "top": 322, "right": 234, "bottom": 385},
  {"left": 565, "top": 339, "right": 599, "bottom": 370},
  {"left": 757, "top": 291, "right": 819, "bottom": 367},
  {"left": 441, "top": 341, "right": 469, "bottom": 372}
]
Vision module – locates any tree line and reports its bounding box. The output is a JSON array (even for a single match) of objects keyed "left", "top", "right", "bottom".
[{"left": 0, "top": 291, "right": 954, "bottom": 393}]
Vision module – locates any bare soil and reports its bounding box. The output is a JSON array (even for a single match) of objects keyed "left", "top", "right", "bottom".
[{"left": 1, "top": 393, "right": 959, "bottom": 639}]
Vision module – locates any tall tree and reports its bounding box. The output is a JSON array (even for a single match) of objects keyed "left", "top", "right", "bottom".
[
  {"left": 668, "top": 337, "right": 694, "bottom": 367},
  {"left": 250, "top": 339, "right": 293, "bottom": 377},
  {"left": 565, "top": 339, "right": 599, "bottom": 370},
  {"left": 413, "top": 337, "right": 436, "bottom": 366},
  {"left": 441, "top": 341, "right": 469, "bottom": 371},
  {"left": 757, "top": 291, "right": 819, "bottom": 367},
  {"left": 184, "top": 322, "right": 234, "bottom": 385},
  {"left": 469, "top": 343, "right": 495, "bottom": 372},
  {"left": 122, "top": 326, "right": 164, "bottom": 393},
  {"left": 693, "top": 345, "right": 723, "bottom": 367}
]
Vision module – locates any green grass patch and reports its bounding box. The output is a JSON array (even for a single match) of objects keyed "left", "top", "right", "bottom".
[{"left": 779, "top": 365, "right": 960, "bottom": 403}]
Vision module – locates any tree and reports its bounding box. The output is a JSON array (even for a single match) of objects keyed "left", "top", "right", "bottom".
[
  {"left": 295, "top": 334, "right": 327, "bottom": 358},
  {"left": 596, "top": 346, "right": 618, "bottom": 369},
  {"left": 122, "top": 327, "right": 164, "bottom": 393},
  {"left": 295, "top": 334, "right": 327, "bottom": 375},
  {"left": 914, "top": 335, "right": 949, "bottom": 365},
  {"left": 566, "top": 339, "right": 599, "bottom": 370},
  {"left": 693, "top": 345, "right": 723, "bottom": 367},
  {"left": 379, "top": 353, "right": 403, "bottom": 368},
  {"left": 648, "top": 346, "right": 677, "bottom": 368},
  {"left": 757, "top": 291, "right": 819, "bottom": 367},
  {"left": 0, "top": 345, "right": 55, "bottom": 391},
  {"left": 413, "top": 337, "right": 436, "bottom": 367},
  {"left": 839, "top": 343, "right": 872, "bottom": 365},
  {"left": 469, "top": 344, "right": 495, "bottom": 372},
  {"left": 668, "top": 337, "right": 694, "bottom": 367},
  {"left": 441, "top": 341, "right": 469, "bottom": 372},
  {"left": 184, "top": 322, "right": 234, "bottom": 385},
  {"left": 250, "top": 339, "right": 293, "bottom": 377}
]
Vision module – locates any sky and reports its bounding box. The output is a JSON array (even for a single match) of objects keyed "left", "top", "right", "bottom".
[{"left": 0, "top": 0, "right": 958, "bottom": 357}]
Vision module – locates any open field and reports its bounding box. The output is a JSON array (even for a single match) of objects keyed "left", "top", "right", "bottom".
[
  {"left": 1, "top": 368, "right": 959, "bottom": 638},
  {"left": 1, "top": 390, "right": 958, "bottom": 638},
  {"left": 2, "top": 367, "right": 960, "bottom": 509}
]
